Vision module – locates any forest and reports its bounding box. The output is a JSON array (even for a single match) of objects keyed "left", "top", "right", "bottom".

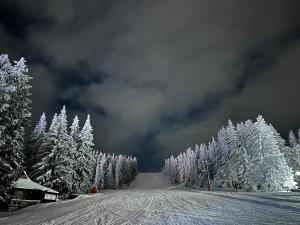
[{"left": 163, "top": 116, "right": 300, "bottom": 191}]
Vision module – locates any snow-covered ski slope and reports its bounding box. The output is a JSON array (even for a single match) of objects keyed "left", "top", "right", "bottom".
[
  {"left": 1, "top": 173, "right": 300, "bottom": 225},
  {"left": 127, "top": 173, "right": 170, "bottom": 189}
]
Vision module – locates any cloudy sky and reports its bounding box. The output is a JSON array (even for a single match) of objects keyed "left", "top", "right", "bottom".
[{"left": 1, "top": 0, "right": 300, "bottom": 171}]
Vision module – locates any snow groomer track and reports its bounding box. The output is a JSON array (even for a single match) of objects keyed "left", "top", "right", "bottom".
[{"left": 1, "top": 173, "right": 300, "bottom": 225}]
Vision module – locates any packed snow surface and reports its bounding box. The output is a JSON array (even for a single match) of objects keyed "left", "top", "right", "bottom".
[{"left": 1, "top": 173, "right": 300, "bottom": 225}]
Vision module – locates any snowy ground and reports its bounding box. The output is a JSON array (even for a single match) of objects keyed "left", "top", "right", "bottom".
[{"left": 1, "top": 173, "right": 300, "bottom": 225}]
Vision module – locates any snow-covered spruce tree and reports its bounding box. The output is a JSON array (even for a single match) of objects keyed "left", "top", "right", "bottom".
[
  {"left": 0, "top": 55, "right": 32, "bottom": 207},
  {"left": 177, "top": 153, "right": 184, "bottom": 184},
  {"left": 96, "top": 153, "right": 107, "bottom": 190},
  {"left": 114, "top": 154, "right": 123, "bottom": 189},
  {"left": 75, "top": 114, "right": 95, "bottom": 193},
  {"left": 245, "top": 115, "right": 295, "bottom": 191},
  {"left": 106, "top": 161, "right": 114, "bottom": 189},
  {"left": 285, "top": 130, "right": 300, "bottom": 178},
  {"left": 270, "top": 124, "right": 286, "bottom": 152},
  {"left": 289, "top": 130, "right": 298, "bottom": 148},
  {"left": 214, "top": 127, "right": 230, "bottom": 188},
  {"left": 162, "top": 155, "right": 177, "bottom": 184},
  {"left": 226, "top": 120, "right": 250, "bottom": 189},
  {"left": 26, "top": 113, "right": 47, "bottom": 175},
  {"left": 52, "top": 106, "right": 76, "bottom": 193},
  {"left": 69, "top": 115, "right": 81, "bottom": 193},
  {"left": 123, "top": 156, "right": 136, "bottom": 187},
  {"left": 207, "top": 137, "right": 218, "bottom": 178},
  {"left": 196, "top": 144, "right": 208, "bottom": 187},
  {"left": 132, "top": 157, "right": 138, "bottom": 177},
  {"left": 31, "top": 113, "right": 58, "bottom": 184},
  {"left": 183, "top": 147, "right": 195, "bottom": 186},
  {"left": 0, "top": 55, "right": 16, "bottom": 206},
  {"left": 70, "top": 115, "right": 80, "bottom": 143}
]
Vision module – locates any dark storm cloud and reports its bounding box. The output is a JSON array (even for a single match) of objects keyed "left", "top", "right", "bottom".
[{"left": 1, "top": 0, "right": 300, "bottom": 171}]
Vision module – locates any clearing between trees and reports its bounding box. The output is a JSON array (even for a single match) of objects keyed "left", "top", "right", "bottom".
[{"left": 1, "top": 173, "right": 300, "bottom": 225}]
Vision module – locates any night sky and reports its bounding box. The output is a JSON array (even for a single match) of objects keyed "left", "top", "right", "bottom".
[{"left": 1, "top": 0, "right": 300, "bottom": 172}]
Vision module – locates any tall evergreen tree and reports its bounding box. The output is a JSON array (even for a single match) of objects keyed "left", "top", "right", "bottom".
[
  {"left": 97, "top": 153, "right": 107, "bottom": 190},
  {"left": 214, "top": 127, "right": 230, "bottom": 187},
  {"left": 106, "top": 161, "right": 114, "bottom": 189},
  {"left": 289, "top": 130, "right": 298, "bottom": 148},
  {"left": 32, "top": 113, "right": 58, "bottom": 185},
  {"left": 75, "top": 114, "right": 95, "bottom": 193},
  {"left": 246, "top": 115, "right": 295, "bottom": 191},
  {"left": 208, "top": 137, "right": 217, "bottom": 177},
  {"left": 53, "top": 106, "right": 75, "bottom": 193},
  {"left": 26, "top": 113, "right": 47, "bottom": 175},
  {"left": 285, "top": 130, "right": 300, "bottom": 178},
  {"left": 0, "top": 55, "right": 32, "bottom": 206},
  {"left": 69, "top": 115, "right": 81, "bottom": 193},
  {"left": 115, "top": 155, "right": 123, "bottom": 189},
  {"left": 70, "top": 115, "right": 80, "bottom": 143}
]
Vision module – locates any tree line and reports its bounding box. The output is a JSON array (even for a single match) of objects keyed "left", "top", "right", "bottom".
[
  {"left": 26, "top": 106, "right": 95, "bottom": 194},
  {"left": 163, "top": 115, "right": 299, "bottom": 191},
  {"left": 27, "top": 108, "right": 138, "bottom": 194},
  {"left": 94, "top": 152, "right": 138, "bottom": 190}
]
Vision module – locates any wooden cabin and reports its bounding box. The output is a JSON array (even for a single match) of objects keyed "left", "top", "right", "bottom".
[{"left": 10, "top": 173, "right": 59, "bottom": 210}]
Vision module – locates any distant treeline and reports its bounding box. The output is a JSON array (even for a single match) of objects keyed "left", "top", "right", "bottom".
[{"left": 94, "top": 152, "right": 138, "bottom": 190}]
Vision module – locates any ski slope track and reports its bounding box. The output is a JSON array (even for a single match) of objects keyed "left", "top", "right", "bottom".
[{"left": 1, "top": 173, "right": 300, "bottom": 225}]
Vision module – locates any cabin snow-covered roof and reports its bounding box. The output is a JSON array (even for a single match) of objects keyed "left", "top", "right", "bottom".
[{"left": 15, "top": 178, "right": 59, "bottom": 194}]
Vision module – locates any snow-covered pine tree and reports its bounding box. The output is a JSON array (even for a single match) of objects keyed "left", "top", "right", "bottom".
[
  {"left": 69, "top": 115, "right": 81, "bottom": 193},
  {"left": 98, "top": 153, "right": 107, "bottom": 190},
  {"left": 132, "top": 157, "right": 138, "bottom": 177},
  {"left": 197, "top": 144, "right": 208, "bottom": 187},
  {"left": 183, "top": 148, "right": 192, "bottom": 186},
  {"left": 70, "top": 115, "right": 80, "bottom": 143},
  {"left": 291, "top": 144, "right": 300, "bottom": 178},
  {"left": 0, "top": 54, "right": 16, "bottom": 206},
  {"left": 284, "top": 130, "right": 300, "bottom": 179},
  {"left": 208, "top": 137, "right": 217, "bottom": 177},
  {"left": 177, "top": 153, "right": 185, "bottom": 184},
  {"left": 51, "top": 106, "right": 75, "bottom": 193},
  {"left": 214, "top": 127, "right": 230, "bottom": 187},
  {"left": 26, "top": 113, "right": 47, "bottom": 175},
  {"left": 226, "top": 120, "right": 244, "bottom": 188},
  {"left": 163, "top": 155, "right": 176, "bottom": 184},
  {"left": 0, "top": 55, "right": 32, "bottom": 206},
  {"left": 75, "top": 114, "right": 95, "bottom": 193},
  {"left": 121, "top": 157, "right": 131, "bottom": 186},
  {"left": 289, "top": 130, "right": 298, "bottom": 148},
  {"left": 31, "top": 113, "right": 58, "bottom": 186},
  {"left": 246, "top": 115, "right": 295, "bottom": 191},
  {"left": 226, "top": 119, "right": 250, "bottom": 189},
  {"left": 94, "top": 152, "right": 103, "bottom": 187},
  {"left": 106, "top": 161, "right": 114, "bottom": 189},
  {"left": 269, "top": 124, "right": 286, "bottom": 151},
  {"left": 114, "top": 155, "right": 123, "bottom": 189}
]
